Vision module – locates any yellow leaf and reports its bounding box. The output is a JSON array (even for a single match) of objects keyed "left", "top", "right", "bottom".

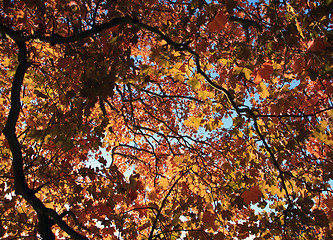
[
  {"left": 286, "top": 3, "right": 296, "bottom": 14},
  {"left": 174, "top": 156, "right": 183, "bottom": 165},
  {"left": 184, "top": 116, "right": 203, "bottom": 129},
  {"left": 192, "top": 165, "right": 199, "bottom": 172},
  {"left": 6, "top": 70, "right": 15, "bottom": 77},
  {"left": 281, "top": 84, "right": 290, "bottom": 92},
  {"left": 296, "top": 21, "right": 305, "bottom": 39},
  {"left": 242, "top": 68, "right": 252, "bottom": 80},
  {"left": 159, "top": 177, "right": 169, "bottom": 188},
  {"left": 205, "top": 118, "right": 223, "bottom": 131},
  {"left": 108, "top": 36, "right": 118, "bottom": 45},
  {"left": 171, "top": 50, "right": 181, "bottom": 57},
  {"left": 188, "top": 78, "right": 201, "bottom": 90},
  {"left": 232, "top": 129, "right": 243, "bottom": 138},
  {"left": 312, "top": 121, "right": 333, "bottom": 145},
  {"left": 272, "top": 61, "right": 282, "bottom": 70},
  {"left": 233, "top": 66, "right": 242, "bottom": 75},
  {"left": 198, "top": 90, "right": 215, "bottom": 100},
  {"left": 234, "top": 67, "right": 252, "bottom": 80},
  {"left": 160, "top": 59, "right": 170, "bottom": 68},
  {"left": 218, "top": 58, "right": 229, "bottom": 65},
  {"left": 257, "top": 119, "right": 265, "bottom": 126},
  {"left": 141, "top": 64, "right": 152, "bottom": 74},
  {"left": 258, "top": 82, "right": 269, "bottom": 98},
  {"left": 2, "top": 57, "right": 11, "bottom": 67},
  {"left": 159, "top": 39, "right": 167, "bottom": 46}
]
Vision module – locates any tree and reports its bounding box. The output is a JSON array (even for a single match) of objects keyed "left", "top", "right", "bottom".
[{"left": 0, "top": 0, "right": 333, "bottom": 239}]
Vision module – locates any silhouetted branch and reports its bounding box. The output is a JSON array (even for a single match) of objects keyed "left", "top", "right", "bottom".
[
  {"left": 2, "top": 31, "right": 89, "bottom": 240},
  {"left": 148, "top": 169, "right": 190, "bottom": 240}
]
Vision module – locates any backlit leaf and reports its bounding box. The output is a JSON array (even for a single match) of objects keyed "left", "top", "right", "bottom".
[
  {"left": 208, "top": 11, "right": 228, "bottom": 33},
  {"left": 258, "top": 82, "right": 269, "bottom": 98},
  {"left": 241, "top": 185, "right": 262, "bottom": 205}
]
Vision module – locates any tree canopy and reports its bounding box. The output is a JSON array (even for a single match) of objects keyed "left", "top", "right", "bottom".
[{"left": 1, "top": 0, "right": 333, "bottom": 239}]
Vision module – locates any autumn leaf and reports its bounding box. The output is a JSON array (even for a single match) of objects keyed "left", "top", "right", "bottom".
[
  {"left": 258, "top": 82, "right": 269, "bottom": 98},
  {"left": 313, "top": 209, "right": 329, "bottom": 227},
  {"left": 306, "top": 37, "right": 330, "bottom": 53},
  {"left": 241, "top": 185, "right": 262, "bottom": 205},
  {"left": 202, "top": 211, "right": 218, "bottom": 231},
  {"left": 208, "top": 11, "right": 228, "bottom": 33},
  {"left": 291, "top": 56, "right": 306, "bottom": 74},
  {"left": 198, "top": 90, "right": 215, "bottom": 100},
  {"left": 256, "top": 62, "right": 274, "bottom": 82},
  {"left": 234, "top": 66, "right": 252, "bottom": 80},
  {"left": 184, "top": 116, "right": 203, "bottom": 129},
  {"left": 253, "top": 72, "right": 262, "bottom": 84},
  {"left": 179, "top": 63, "right": 186, "bottom": 73},
  {"left": 159, "top": 177, "right": 169, "bottom": 189},
  {"left": 188, "top": 77, "right": 201, "bottom": 90},
  {"left": 324, "top": 197, "right": 333, "bottom": 209}
]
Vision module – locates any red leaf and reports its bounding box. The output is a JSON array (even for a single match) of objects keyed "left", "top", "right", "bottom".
[
  {"left": 306, "top": 37, "right": 329, "bottom": 53},
  {"left": 134, "top": 204, "right": 147, "bottom": 218},
  {"left": 128, "top": 189, "right": 138, "bottom": 202},
  {"left": 241, "top": 185, "right": 262, "bottom": 205},
  {"left": 179, "top": 63, "right": 186, "bottom": 73},
  {"left": 202, "top": 211, "right": 215, "bottom": 223},
  {"left": 258, "top": 62, "right": 274, "bottom": 81},
  {"left": 202, "top": 211, "right": 217, "bottom": 230},
  {"left": 291, "top": 56, "right": 306, "bottom": 74},
  {"left": 208, "top": 11, "right": 228, "bottom": 33},
  {"left": 324, "top": 197, "right": 333, "bottom": 209}
]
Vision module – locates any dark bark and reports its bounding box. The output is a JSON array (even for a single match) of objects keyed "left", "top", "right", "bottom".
[{"left": 2, "top": 33, "right": 88, "bottom": 240}]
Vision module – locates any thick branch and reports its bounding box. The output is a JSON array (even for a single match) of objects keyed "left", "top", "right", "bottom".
[
  {"left": 2, "top": 39, "right": 88, "bottom": 239},
  {"left": 0, "top": 17, "right": 132, "bottom": 44},
  {"left": 2, "top": 41, "right": 30, "bottom": 195}
]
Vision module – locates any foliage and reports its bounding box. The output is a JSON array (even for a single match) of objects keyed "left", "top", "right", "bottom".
[{"left": 1, "top": 0, "right": 333, "bottom": 239}]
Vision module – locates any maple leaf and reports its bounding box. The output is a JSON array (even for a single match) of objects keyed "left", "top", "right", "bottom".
[
  {"left": 255, "top": 62, "right": 274, "bottom": 83},
  {"left": 241, "top": 185, "right": 262, "bottom": 205},
  {"left": 306, "top": 37, "right": 330, "bottom": 53},
  {"left": 208, "top": 11, "right": 228, "bottom": 33},
  {"left": 258, "top": 82, "right": 269, "bottom": 98},
  {"left": 202, "top": 211, "right": 218, "bottom": 231}
]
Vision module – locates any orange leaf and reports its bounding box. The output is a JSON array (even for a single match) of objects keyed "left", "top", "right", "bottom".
[{"left": 253, "top": 73, "right": 262, "bottom": 84}]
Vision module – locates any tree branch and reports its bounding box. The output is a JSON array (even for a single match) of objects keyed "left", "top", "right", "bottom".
[
  {"left": 148, "top": 169, "right": 190, "bottom": 240},
  {"left": 130, "top": 19, "right": 294, "bottom": 208},
  {"left": 0, "top": 17, "right": 132, "bottom": 44},
  {"left": 2, "top": 36, "right": 89, "bottom": 240}
]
